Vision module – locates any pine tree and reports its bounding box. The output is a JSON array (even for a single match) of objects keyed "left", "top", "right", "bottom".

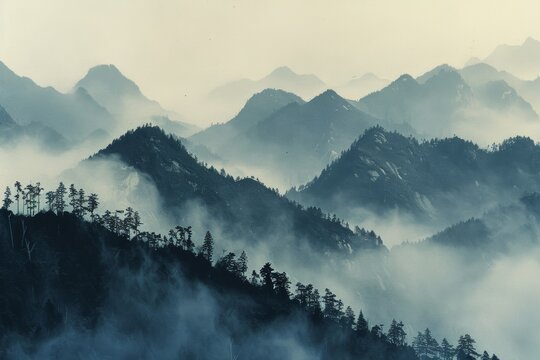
[
  {"left": 132, "top": 211, "right": 142, "bottom": 234},
  {"left": 68, "top": 184, "right": 78, "bottom": 214},
  {"left": 388, "top": 319, "right": 407, "bottom": 346},
  {"left": 260, "top": 263, "right": 274, "bottom": 292},
  {"left": 250, "top": 270, "right": 260, "bottom": 286},
  {"left": 14, "top": 181, "right": 22, "bottom": 213},
  {"left": 456, "top": 334, "right": 479, "bottom": 359},
  {"left": 440, "top": 338, "right": 455, "bottom": 360},
  {"left": 77, "top": 188, "right": 86, "bottom": 217},
  {"left": 356, "top": 310, "right": 369, "bottom": 336},
  {"left": 45, "top": 191, "right": 56, "bottom": 212},
  {"left": 87, "top": 193, "right": 99, "bottom": 221},
  {"left": 200, "top": 231, "right": 214, "bottom": 262},
  {"left": 271, "top": 272, "right": 291, "bottom": 298},
  {"left": 237, "top": 251, "right": 248, "bottom": 278},
  {"left": 342, "top": 306, "right": 356, "bottom": 329},
  {"left": 491, "top": 355, "right": 500, "bottom": 360},
  {"left": 481, "top": 351, "right": 490, "bottom": 360},
  {"left": 2, "top": 186, "right": 13, "bottom": 210},
  {"left": 55, "top": 182, "right": 66, "bottom": 213}
]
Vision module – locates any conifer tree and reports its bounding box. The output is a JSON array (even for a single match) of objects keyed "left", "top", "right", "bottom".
[
  {"left": 200, "top": 231, "right": 214, "bottom": 262},
  {"left": 87, "top": 193, "right": 99, "bottom": 221},
  {"left": 55, "top": 182, "right": 66, "bottom": 213},
  {"left": 237, "top": 250, "right": 248, "bottom": 278},
  {"left": 2, "top": 186, "right": 13, "bottom": 210},
  {"left": 440, "top": 338, "right": 455, "bottom": 360},
  {"left": 356, "top": 310, "right": 369, "bottom": 336},
  {"left": 260, "top": 262, "right": 274, "bottom": 292},
  {"left": 14, "top": 181, "right": 22, "bottom": 213},
  {"left": 45, "top": 191, "right": 56, "bottom": 212}
]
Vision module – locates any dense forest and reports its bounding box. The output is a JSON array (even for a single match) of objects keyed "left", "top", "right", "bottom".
[{"left": 0, "top": 183, "right": 499, "bottom": 359}]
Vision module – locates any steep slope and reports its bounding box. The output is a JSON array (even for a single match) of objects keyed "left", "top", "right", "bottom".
[
  {"left": 0, "top": 210, "right": 419, "bottom": 360},
  {"left": 288, "top": 127, "right": 540, "bottom": 226},
  {"left": 0, "top": 61, "right": 113, "bottom": 139},
  {"left": 75, "top": 64, "right": 199, "bottom": 137},
  {"left": 92, "top": 125, "right": 383, "bottom": 255},
  {"left": 483, "top": 37, "right": 540, "bottom": 79},
  {"left": 190, "top": 88, "right": 304, "bottom": 151}
]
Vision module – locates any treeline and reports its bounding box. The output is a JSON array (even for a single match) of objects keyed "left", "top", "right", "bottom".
[{"left": 1, "top": 183, "right": 499, "bottom": 360}]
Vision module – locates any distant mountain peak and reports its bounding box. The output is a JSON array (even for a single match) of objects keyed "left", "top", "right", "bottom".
[
  {"left": 308, "top": 89, "right": 349, "bottom": 107},
  {"left": 77, "top": 64, "right": 140, "bottom": 94},
  {"left": 268, "top": 66, "right": 297, "bottom": 78},
  {"left": 523, "top": 36, "right": 540, "bottom": 47}
]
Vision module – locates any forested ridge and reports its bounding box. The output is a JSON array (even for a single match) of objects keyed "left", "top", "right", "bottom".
[{"left": 0, "top": 184, "right": 499, "bottom": 359}]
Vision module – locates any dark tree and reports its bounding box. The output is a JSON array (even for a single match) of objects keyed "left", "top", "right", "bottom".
[
  {"left": 68, "top": 184, "right": 78, "bottom": 214},
  {"left": 356, "top": 310, "right": 369, "bottom": 336},
  {"left": 87, "top": 193, "right": 99, "bottom": 221},
  {"left": 55, "top": 182, "right": 67, "bottom": 213},
  {"left": 45, "top": 191, "right": 56, "bottom": 212},
  {"left": 260, "top": 262, "right": 274, "bottom": 292},
  {"left": 481, "top": 351, "right": 490, "bottom": 360},
  {"left": 271, "top": 272, "right": 291, "bottom": 299},
  {"left": 440, "top": 338, "right": 455, "bottom": 360},
  {"left": 2, "top": 186, "right": 12, "bottom": 210},
  {"left": 342, "top": 306, "right": 356, "bottom": 329},
  {"left": 237, "top": 250, "right": 248, "bottom": 279},
  {"left": 200, "top": 231, "right": 214, "bottom": 262},
  {"left": 77, "top": 188, "right": 86, "bottom": 217},
  {"left": 250, "top": 270, "right": 260, "bottom": 286},
  {"left": 387, "top": 319, "right": 407, "bottom": 347},
  {"left": 456, "top": 334, "right": 479, "bottom": 360},
  {"left": 14, "top": 181, "right": 22, "bottom": 213}
]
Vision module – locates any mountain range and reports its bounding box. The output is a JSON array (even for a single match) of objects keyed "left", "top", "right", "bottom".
[
  {"left": 287, "top": 127, "right": 540, "bottom": 228},
  {"left": 479, "top": 37, "right": 540, "bottom": 80},
  {"left": 91, "top": 125, "right": 383, "bottom": 257},
  {"left": 355, "top": 65, "right": 538, "bottom": 139}
]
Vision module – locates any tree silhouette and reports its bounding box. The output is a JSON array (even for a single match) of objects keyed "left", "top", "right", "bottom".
[
  {"left": 356, "top": 310, "right": 369, "bottom": 336},
  {"left": 2, "top": 186, "right": 12, "bottom": 210},
  {"left": 200, "top": 231, "right": 214, "bottom": 262},
  {"left": 260, "top": 262, "right": 274, "bottom": 293},
  {"left": 55, "top": 182, "right": 66, "bottom": 213}
]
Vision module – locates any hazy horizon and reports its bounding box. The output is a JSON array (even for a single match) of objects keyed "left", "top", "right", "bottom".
[{"left": 2, "top": 0, "right": 540, "bottom": 125}]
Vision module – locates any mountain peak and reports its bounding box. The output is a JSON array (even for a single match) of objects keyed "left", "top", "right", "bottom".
[
  {"left": 268, "top": 66, "right": 297, "bottom": 78},
  {"left": 523, "top": 37, "right": 540, "bottom": 47},
  {"left": 76, "top": 64, "right": 140, "bottom": 95}
]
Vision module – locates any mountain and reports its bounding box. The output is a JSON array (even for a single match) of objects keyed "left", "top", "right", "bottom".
[
  {"left": 459, "top": 62, "right": 540, "bottom": 115},
  {"left": 0, "top": 209, "right": 421, "bottom": 360},
  {"left": 483, "top": 37, "right": 540, "bottom": 79},
  {"left": 190, "top": 88, "right": 305, "bottom": 151},
  {"left": 0, "top": 104, "right": 69, "bottom": 151},
  {"left": 207, "top": 66, "right": 326, "bottom": 121},
  {"left": 0, "top": 61, "right": 113, "bottom": 140},
  {"left": 336, "top": 73, "right": 389, "bottom": 99},
  {"left": 356, "top": 65, "right": 538, "bottom": 138},
  {"left": 204, "top": 89, "right": 388, "bottom": 187},
  {"left": 74, "top": 64, "right": 199, "bottom": 137},
  {"left": 92, "top": 125, "right": 383, "bottom": 256},
  {"left": 288, "top": 127, "right": 540, "bottom": 227}
]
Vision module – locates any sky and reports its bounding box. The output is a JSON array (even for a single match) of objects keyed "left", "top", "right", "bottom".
[{"left": 1, "top": 0, "right": 540, "bottom": 124}]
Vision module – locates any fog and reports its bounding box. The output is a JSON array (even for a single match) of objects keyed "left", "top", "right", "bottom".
[{"left": 1, "top": 132, "right": 539, "bottom": 359}]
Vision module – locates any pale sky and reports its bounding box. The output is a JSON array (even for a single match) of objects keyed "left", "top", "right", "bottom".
[{"left": 1, "top": 0, "right": 540, "bottom": 123}]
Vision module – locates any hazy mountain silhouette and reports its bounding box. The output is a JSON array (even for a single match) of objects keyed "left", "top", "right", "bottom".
[
  {"left": 191, "top": 88, "right": 304, "bottom": 151},
  {"left": 0, "top": 61, "right": 112, "bottom": 139},
  {"left": 75, "top": 64, "right": 199, "bottom": 137},
  {"left": 0, "top": 104, "right": 69, "bottom": 151},
  {"left": 356, "top": 65, "right": 538, "bottom": 138},
  {"left": 336, "top": 73, "right": 389, "bottom": 99},
  {"left": 482, "top": 37, "right": 540, "bottom": 79}
]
